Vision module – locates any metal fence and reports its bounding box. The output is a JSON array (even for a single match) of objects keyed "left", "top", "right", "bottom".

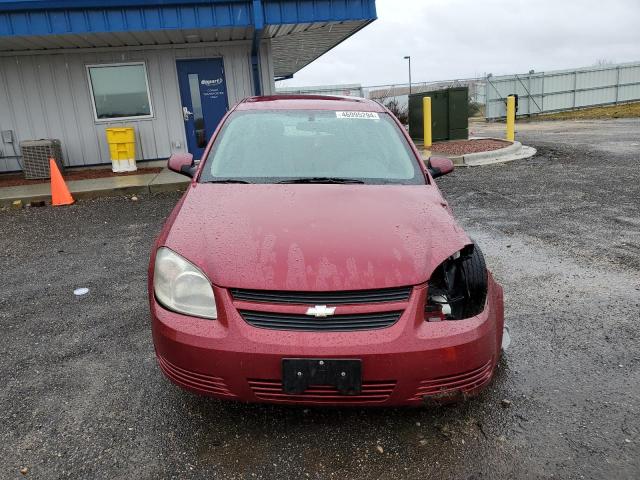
[
  {"left": 485, "top": 61, "right": 640, "bottom": 119},
  {"left": 366, "top": 78, "right": 485, "bottom": 110},
  {"left": 275, "top": 83, "right": 364, "bottom": 97},
  {"left": 275, "top": 79, "right": 486, "bottom": 110}
]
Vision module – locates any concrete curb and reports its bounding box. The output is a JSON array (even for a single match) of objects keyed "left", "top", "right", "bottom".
[
  {"left": 464, "top": 140, "right": 522, "bottom": 160},
  {"left": 148, "top": 169, "right": 190, "bottom": 193},
  {"left": 0, "top": 168, "right": 188, "bottom": 208},
  {"left": 462, "top": 140, "right": 536, "bottom": 166},
  {"left": 420, "top": 137, "right": 537, "bottom": 167}
]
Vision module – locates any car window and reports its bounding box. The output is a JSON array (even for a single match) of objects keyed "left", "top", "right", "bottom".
[{"left": 199, "top": 110, "right": 425, "bottom": 185}]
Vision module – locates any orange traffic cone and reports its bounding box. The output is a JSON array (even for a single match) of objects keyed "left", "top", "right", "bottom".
[{"left": 49, "top": 158, "right": 74, "bottom": 206}]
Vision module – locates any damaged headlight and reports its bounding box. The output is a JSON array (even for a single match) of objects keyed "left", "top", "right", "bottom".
[
  {"left": 425, "top": 243, "right": 488, "bottom": 321},
  {"left": 153, "top": 247, "right": 218, "bottom": 319}
]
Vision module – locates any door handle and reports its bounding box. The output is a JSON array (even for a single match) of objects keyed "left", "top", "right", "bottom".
[{"left": 182, "top": 106, "right": 194, "bottom": 121}]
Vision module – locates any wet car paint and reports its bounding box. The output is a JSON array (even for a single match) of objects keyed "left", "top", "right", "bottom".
[{"left": 160, "top": 184, "right": 470, "bottom": 291}]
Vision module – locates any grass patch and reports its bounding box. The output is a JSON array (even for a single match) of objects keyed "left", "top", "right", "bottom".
[{"left": 538, "top": 101, "right": 640, "bottom": 120}]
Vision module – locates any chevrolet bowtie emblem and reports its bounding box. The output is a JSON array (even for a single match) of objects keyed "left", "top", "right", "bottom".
[{"left": 305, "top": 305, "right": 336, "bottom": 317}]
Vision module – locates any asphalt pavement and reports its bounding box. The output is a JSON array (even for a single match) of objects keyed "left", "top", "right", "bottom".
[{"left": 1, "top": 118, "right": 639, "bottom": 479}]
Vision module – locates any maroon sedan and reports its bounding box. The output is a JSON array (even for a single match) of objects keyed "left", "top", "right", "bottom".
[{"left": 149, "top": 95, "right": 504, "bottom": 406}]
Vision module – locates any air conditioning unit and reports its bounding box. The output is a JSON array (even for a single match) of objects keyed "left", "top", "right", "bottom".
[{"left": 19, "top": 139, "right": 64, "bottom": 179}]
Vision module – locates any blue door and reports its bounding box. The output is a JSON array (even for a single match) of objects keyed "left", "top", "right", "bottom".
[{"left": 176, "top": 58, "right": 229, "bottom": 159}]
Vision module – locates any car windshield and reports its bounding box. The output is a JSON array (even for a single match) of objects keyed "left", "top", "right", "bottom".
[{"left": 199, "top": 109, "right": 425, "bottom": 185}]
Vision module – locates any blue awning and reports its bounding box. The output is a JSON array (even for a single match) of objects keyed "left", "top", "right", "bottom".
[
  {"left": 0, "top": 1, "right": 252, "bottom": 36},
  {"left": 0, "top": 0, "right": 376, "bottom": 76}
]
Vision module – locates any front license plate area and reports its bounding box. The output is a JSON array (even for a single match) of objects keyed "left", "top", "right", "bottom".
[{"left": 282, "top": 359, "right": 362, "bottom": 395}]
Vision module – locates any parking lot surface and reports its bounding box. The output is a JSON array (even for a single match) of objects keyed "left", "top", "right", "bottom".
[{"left": 1, "top": 119, "right": 639, "bottom": 479}]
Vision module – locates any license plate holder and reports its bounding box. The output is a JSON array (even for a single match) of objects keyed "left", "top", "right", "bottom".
[{"left": 282, "top": 358, "right": 362, "bottom": 395}]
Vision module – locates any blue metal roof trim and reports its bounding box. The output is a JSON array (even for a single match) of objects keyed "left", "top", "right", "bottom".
[
  {"left": 0, "top": 0, "right": 376, "bottom": 37},
  {"left": 263, "top": 0, "right": 376, "bottom": 24},
  {"left": 0, "top": 0, "right": 248, "bottom": 11},
  {"left": 0, "top": 3, "right": 251, "bottom": 36}
]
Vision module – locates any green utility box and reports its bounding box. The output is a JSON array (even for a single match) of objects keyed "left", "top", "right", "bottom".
[{"left": 409, "top": 87, "right": 469, "bottom": 141}]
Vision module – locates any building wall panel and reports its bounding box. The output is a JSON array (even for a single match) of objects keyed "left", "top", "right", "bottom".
[
  {"left": 0, "top": 41, "right": 273, "bottom": 172},
  {"left": 0, "top": 61, "right": 19, "bottom": 171},
  {"left": 260, "top": 39, "right": 275, "bottom": 96}
]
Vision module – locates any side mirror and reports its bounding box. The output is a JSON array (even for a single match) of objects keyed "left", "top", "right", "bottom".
[
  {"left": 427, "top": 156, "right": 454, "bottom": 179},
  {"left": 168, "top": 153, "right": 195, "bottom": 177}
]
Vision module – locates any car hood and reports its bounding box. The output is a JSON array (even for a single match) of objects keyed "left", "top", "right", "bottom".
[{"left": 163, "top": 184, "right": 471, "bottom": 290}]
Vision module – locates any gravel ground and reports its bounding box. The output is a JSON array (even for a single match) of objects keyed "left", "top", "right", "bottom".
[{"left": 1, "top": 119, "right": 639, "bottom": 479}]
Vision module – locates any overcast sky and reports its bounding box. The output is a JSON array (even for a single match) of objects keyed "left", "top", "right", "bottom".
[{"left": 280, "top": 0, "right": 640, "bottom": 88}]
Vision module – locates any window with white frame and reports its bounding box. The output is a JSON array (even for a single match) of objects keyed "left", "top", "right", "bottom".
[{"left": 87, "top": 63, "right": 153, "bottom": 120}]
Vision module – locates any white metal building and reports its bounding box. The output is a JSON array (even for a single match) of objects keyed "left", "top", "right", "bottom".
[
  {"left": 0, "top": 0, "right": 377, "bottom": 172},
  {"left": 276, "top": 83, "right": 364, "bottom": 97}
]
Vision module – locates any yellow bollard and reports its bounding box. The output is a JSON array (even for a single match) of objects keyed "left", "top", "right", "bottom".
[
  {"left": 423, "top": 96, "right": 432, "bottom": 148},
  {"left": 506, "top": 95, "right": 515, "bottom": 142}
]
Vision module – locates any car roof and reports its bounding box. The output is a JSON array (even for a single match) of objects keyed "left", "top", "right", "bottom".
[{"left": 235, "top": 95, "right": 387, "bottom": 113}]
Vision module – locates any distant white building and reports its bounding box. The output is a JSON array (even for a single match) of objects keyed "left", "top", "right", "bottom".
[
  {"left": 367, "top": 79, "right": 486, "bottom": 110},
  {"left": 276, "top": 84, "right": 364, "bottom": 98}
]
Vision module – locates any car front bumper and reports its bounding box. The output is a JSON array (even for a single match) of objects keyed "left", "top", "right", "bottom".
[{"left": 150, "top": 275, "right": 504, "bottom": 406}]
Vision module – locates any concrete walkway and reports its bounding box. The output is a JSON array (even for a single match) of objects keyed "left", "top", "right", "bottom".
[{"left": 0, "top": 166, "right": 189, "bottom": 207}]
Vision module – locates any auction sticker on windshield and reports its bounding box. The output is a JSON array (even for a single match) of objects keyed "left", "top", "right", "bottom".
[{"left": 336, "top": 111, "right": 380, "bottom": 120}]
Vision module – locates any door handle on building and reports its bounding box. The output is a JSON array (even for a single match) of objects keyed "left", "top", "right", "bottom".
[{"left": 182, "top": 106, "right": 194, "bottom": 121}]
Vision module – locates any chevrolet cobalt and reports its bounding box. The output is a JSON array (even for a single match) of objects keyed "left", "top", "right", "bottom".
[{"left": 149, "top": 95, "right": 504, "bottom": 406}]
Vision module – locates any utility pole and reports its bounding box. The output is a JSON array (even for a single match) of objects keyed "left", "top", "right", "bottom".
[{"left": 404, "top": 56, "right": 412, "bottom": 95}]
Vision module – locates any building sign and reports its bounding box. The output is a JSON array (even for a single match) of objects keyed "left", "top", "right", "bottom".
[{"left": 201, "top": 78, "right": 225, "bottom": 99}]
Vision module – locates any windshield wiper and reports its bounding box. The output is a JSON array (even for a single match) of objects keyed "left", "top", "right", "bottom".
[
  {"left": 203, "top": 179, "right": 252, "bottom": 184},
  {"left": 277, "top": 177, "right": 365, "bottom": 184}
]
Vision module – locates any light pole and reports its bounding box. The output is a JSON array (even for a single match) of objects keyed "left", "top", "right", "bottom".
[{"left": 404, "top": 56, "right": 412, "bottom": 95}]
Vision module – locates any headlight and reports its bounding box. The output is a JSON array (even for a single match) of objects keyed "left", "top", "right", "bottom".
[
  {"left": 425, "top": 243, "right": 487, "bottom": 321},
  {"left": 153, "top": 247, "right": 217, "bottom": 319}
]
